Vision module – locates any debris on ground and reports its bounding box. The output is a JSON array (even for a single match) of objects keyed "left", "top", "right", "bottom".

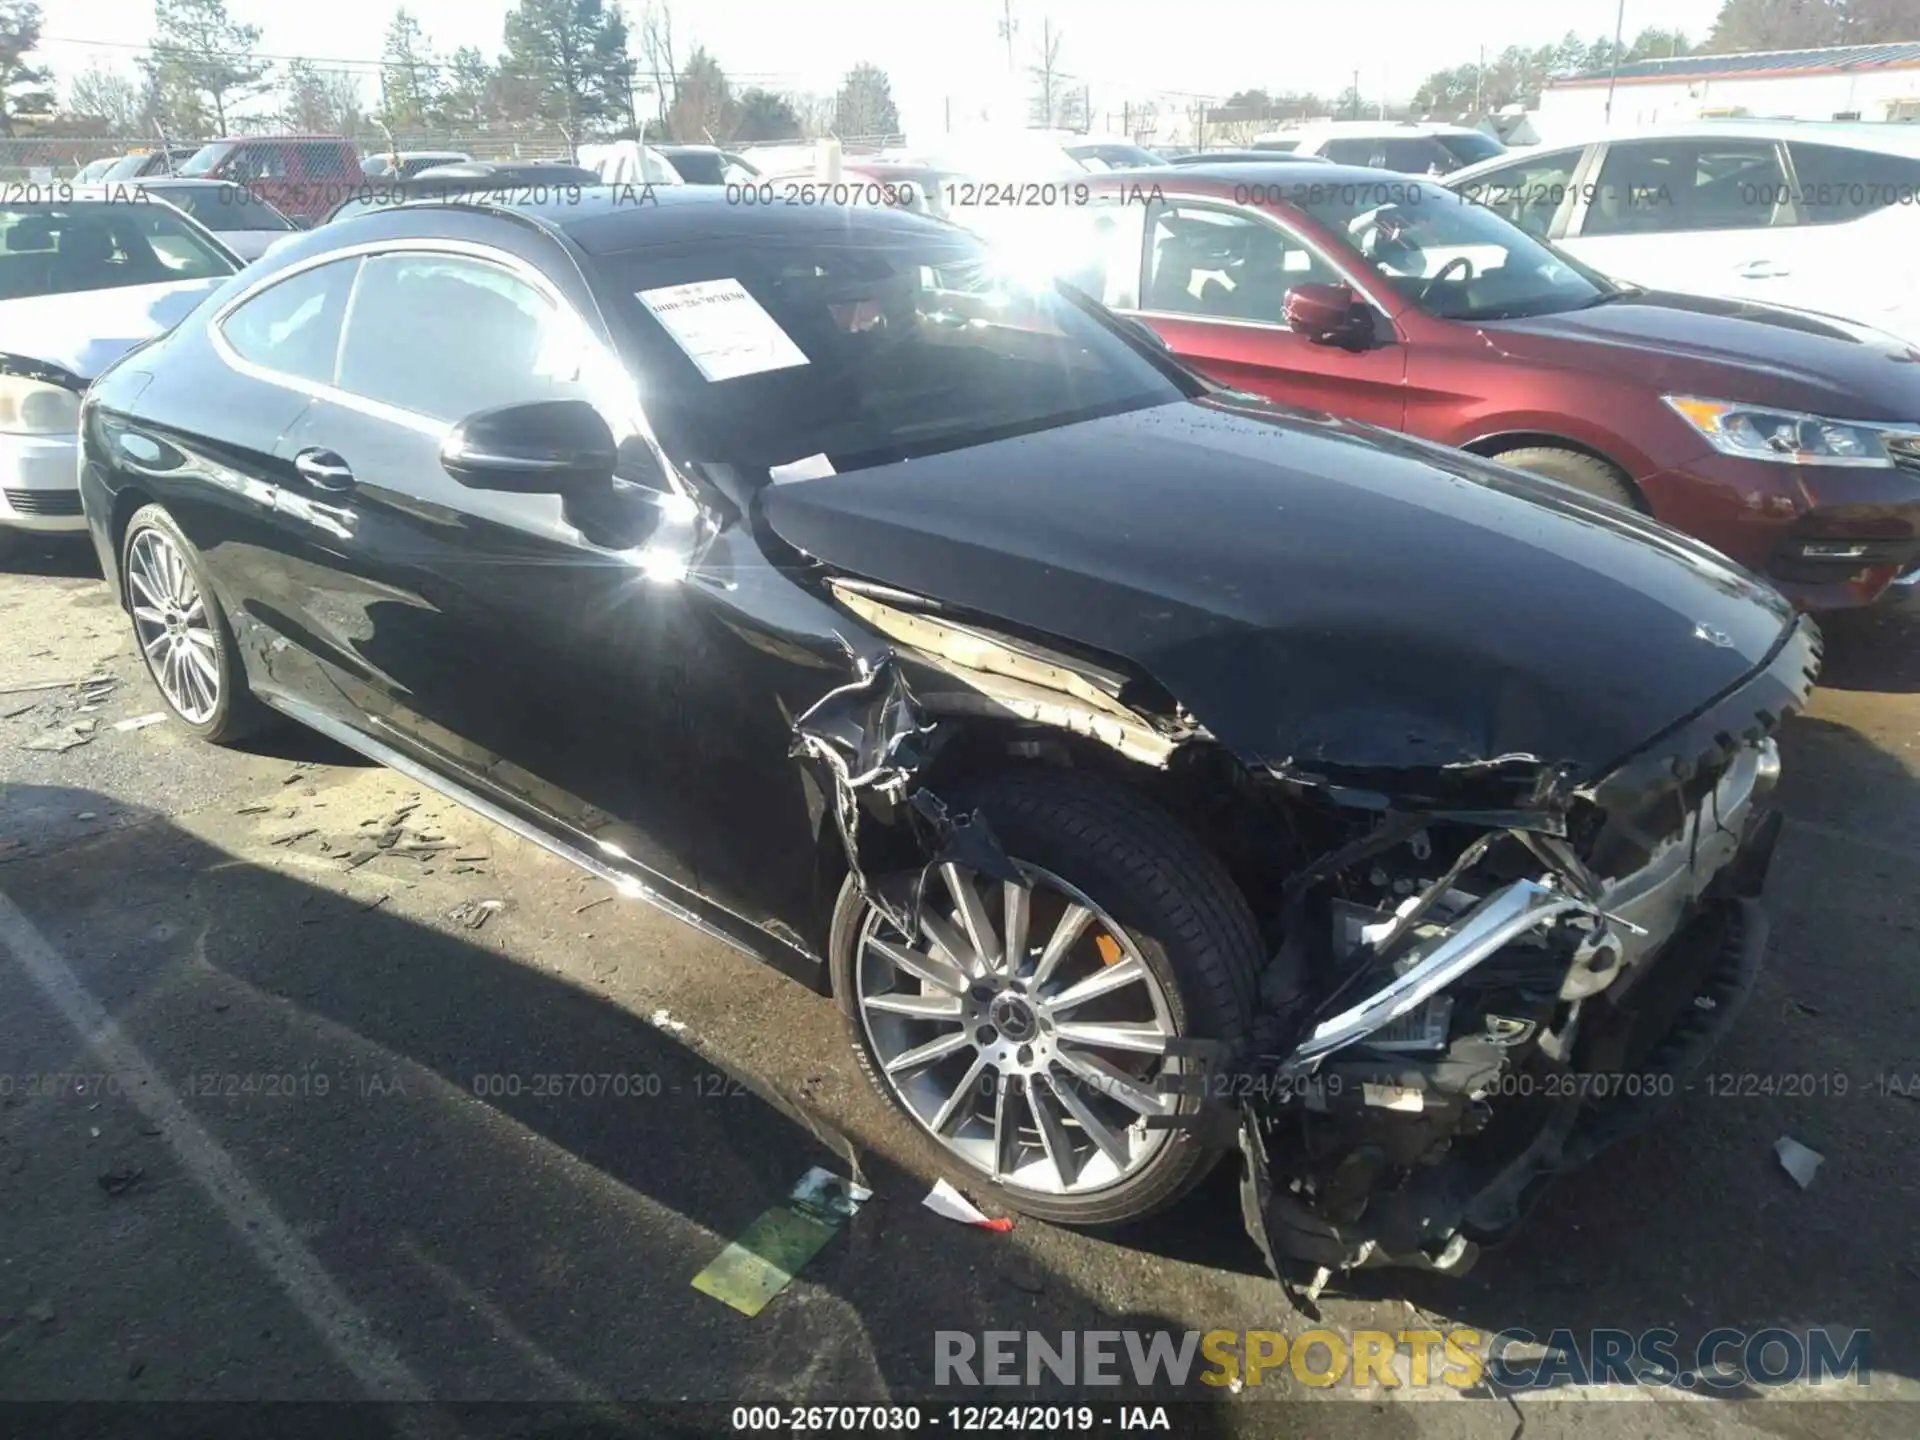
[
  {"left": 2, "top": 701, "right": 39, "bottom": 719},
  {"left": 76, "top": 812, "right": 96, "bottom": 821},
  {"left": 446, "top": 898, "right": 504, "bottom": 930},
  {"left": 574, "top": 894, "right": 612, "bottom": 914},
  {"left": 271, "top": 829, "right": 319, "bottom": 847},
  {"left": 237, "top": 804, "right": 270, "bottom": 815},
  {"left": 112, "top": 712, "right": 167, "bottom": 733},
  {"left": 0, "top": 676, "right": 90, "bottom": 696},
  {"left": 1775, "top": 1135, "right": 1824, "bottom": 1189},
  {"left": 647, "top": 1008, "right": 688, "bottom": 1036},
  {"left": 691, "top": 1167, "right": 872, "bottom": 1317},
  {"left": 358, "top": 894, "right": 390, "bottom": 913},
  {"left": 97, "top": 1166, "right": 146, "bottom": 1198},
  {"left": 25, "top": 1300, "right": 54, "bottom": 1325},
  {"left": 21, "top": 724, "right": 94, "bottom": 753},
  {"left": 923, "top": 1177, "right": 1014, "bottom": 1231}
]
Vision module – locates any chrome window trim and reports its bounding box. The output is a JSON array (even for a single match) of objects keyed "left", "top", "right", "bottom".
[{"left": 209, "top": 237, "right": 588, "bottom": 436}]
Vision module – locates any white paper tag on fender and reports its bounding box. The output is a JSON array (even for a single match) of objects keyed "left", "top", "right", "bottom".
[
  {"left": 1362, "top": 1083, "right": 1425, "bottom": 1113},
  {"left": 769, "top": 453, "right": 835, "bottom": 485},
  {"left": 637, "top": 278, "right": 809, "bottom": 382}
]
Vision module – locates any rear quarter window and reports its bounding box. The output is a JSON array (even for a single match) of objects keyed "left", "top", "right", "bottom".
[{"left": 1786, "top": 142, "right": 1920, "bottom": 224}]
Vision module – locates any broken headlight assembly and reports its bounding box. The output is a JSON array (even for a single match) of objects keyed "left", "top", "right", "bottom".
[{"left": 1235, "top": 734, "right": 1783, "bottom": 1284}]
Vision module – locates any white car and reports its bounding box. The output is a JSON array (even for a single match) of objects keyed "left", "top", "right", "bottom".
[
  {"left": 1445, "top": 120, "right": 1920, "bottom": 348},
  {"left": 0, "top": 192, "right": 239, "bottom": 550},
  {"left": 103, "top": 178, "right": 297, "bottom": 261},
  {"left": 1254, "top": 121, "right": 1507, "bottom": 174}
]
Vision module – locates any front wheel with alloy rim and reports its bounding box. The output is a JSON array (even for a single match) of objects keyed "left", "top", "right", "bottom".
[
  {"left": 122, "top": 504, "right": 269, "bottom": 744},
  {"left": 830, "top": 769, "right": 1261, "bottom": 1226}
]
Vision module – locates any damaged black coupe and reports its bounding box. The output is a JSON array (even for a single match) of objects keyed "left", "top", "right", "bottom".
[{"left": 79, "top": 189, "right": 1817, "bottom": 1278}]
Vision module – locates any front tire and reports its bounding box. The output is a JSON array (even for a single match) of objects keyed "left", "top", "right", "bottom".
[
  {"left": 1492, "top": 445, "right": 1641, "bottom": 510},
  {"left": 830, "top": 769, "right": 1261, "bottom": 1226},
  {"left": 121, "top": 504, "right": 269, "bottom": 745}
]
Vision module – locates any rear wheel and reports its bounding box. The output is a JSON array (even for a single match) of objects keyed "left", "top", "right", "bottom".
[
  {"left": 830, "top": 769, "right": 1261, "bottom": 1226},
  {"left": 1491, "top": 445, "right": 1641, "bottom": 510},
  {"left": 122, "top": 504, "right": 270, "bottom": 745}
]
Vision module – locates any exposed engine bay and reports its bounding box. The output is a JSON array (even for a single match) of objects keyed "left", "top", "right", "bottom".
[
  {"left": 1230, "top": 734, "right": 1783, "bottom": 1279},
  {"left": 789, "top": 566, "right": 1819, "bottom": 1282}
]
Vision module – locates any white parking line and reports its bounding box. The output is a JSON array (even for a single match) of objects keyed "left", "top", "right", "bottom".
[{"left": 0, "top": 886, "right": 431, "bottom": 1403}]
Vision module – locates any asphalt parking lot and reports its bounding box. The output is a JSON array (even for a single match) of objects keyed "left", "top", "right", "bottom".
[{"left": 2, "top": 532, "right": 1917, "bottom": 1438}]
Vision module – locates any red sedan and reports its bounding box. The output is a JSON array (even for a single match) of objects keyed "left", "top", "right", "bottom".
[{"left": 1011, "top": 163, "right": 1920, "bottom": 610}]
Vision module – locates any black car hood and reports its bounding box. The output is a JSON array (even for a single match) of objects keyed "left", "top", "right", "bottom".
[
  {"left": 1480, "top": 290, "right": 1920, "bottom": 419},
  {"left": 761, "top": 398, "right": 1798, "bottom": 791}
]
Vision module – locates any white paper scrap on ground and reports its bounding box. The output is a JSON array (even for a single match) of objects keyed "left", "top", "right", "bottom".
[
  {"left": 1775, "top": 1135, "right": 1823, "bottom": 1189},
  {"left": 923, "top": 1177, "right": 1014, "bottom": 1231},
  {"left": 769, "top": 453, "right": 835, "bottom": 486},
  {"left": 636, "top": 278, "right": 809, "bottom": 382}
]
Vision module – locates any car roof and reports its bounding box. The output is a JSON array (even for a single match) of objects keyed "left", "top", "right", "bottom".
[
  {"left": 202, "top": 134, "right": 350, "bottom": 143},
  {"left": 332, "top": 184, "right": 950, "bottom": 256},
  {"left": 1282, "top": 121, "right": 1484, "bottom": 138},
  {"left": 1169, "top": 149, "right": 1334, "bottom": 164},
  {"left": 1096, "top": 160, "right": 1412, "bottom": 190},
  {"left": 1445, "top": 119, "right": 1920, "bottom": 181}
]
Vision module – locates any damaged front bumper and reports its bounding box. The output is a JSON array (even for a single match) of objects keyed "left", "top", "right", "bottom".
[{"left": 1235, "top": 749, "right": 1785, "bottom": 1281}]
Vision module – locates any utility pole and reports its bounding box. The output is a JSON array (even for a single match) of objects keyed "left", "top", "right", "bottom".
[
  {"left": 999, "top": 0, "right": 1017, "bottom": 73},
  {"left": 1351, "top": 68, "right": 1360, "bottom": 119},
  {"left": 1604, "top": 0, "right": 1626, "bottom": 125}
]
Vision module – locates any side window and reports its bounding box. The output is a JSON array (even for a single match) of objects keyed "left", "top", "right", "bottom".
[
  {"left": 218, "top": 257, "right": 360, "bottom": 384},
  {"left": 1319, "top": 138, "right": 1378, "bottom": 166},
  {"left": 1459, "top": 149, "right": 1583, "bottom": 238},
  {"left": 336, "top": 252, "right": 588, "bottom": 422},
  {"left": 1786, "top": 142, "right": 1920, "bottom": 224},
  {"left": 1377, "top": 138, "right": 1449, "bottom": 175},
  {"left": 1145, "top": 203, "right": 1344, "bottom": 324},
  {"left": 1586, "top": 139, "right": 1785, "bottom": 237}
]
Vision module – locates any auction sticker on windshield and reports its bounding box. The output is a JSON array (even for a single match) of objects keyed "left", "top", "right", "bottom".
[{"left": 637, "top": 278, "right": 809, "bottom": 381}]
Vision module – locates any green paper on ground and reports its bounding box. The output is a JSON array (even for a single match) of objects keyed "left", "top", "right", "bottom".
[{"left": 691, "top": 1166, "right": 870, "bottom": 1316}]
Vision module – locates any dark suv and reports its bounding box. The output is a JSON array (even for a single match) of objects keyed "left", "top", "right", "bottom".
[{"left": 175, "top": 136, "right": 361, "bottom": 227}]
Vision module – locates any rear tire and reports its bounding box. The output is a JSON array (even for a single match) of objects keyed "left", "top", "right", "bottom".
[
  {"left": 1491, "top": 446, "right": 1641, "bottom": 510},
  {"left": 121, "top": 504, "right": 271, "bottom": 745},
  {"left": 830, "top": 768, "right": 1261, "bottom": 1227}
]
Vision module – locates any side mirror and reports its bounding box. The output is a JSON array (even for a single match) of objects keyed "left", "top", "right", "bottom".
[
  {"left": 1284, "top": 282, "right": 1373, "bottom": 350},
  {"left": 440, "top": 399, "right": 617, "bottom": 494}
]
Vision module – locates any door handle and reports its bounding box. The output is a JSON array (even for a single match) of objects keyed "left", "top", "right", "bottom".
[
  {"left": 1735, "top": 260, "right": 1790, "bottom": 279},
  {"left": 293, "top": 449, "right": 355, "bottom": 491}
]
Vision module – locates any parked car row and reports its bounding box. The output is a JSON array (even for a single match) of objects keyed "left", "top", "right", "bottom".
[
  {"left": 41, "top": 184, "right": 1818, "bottom": 1281},
  {"left": 994, "top": 159, "right": 1920, "bottom": 610}
]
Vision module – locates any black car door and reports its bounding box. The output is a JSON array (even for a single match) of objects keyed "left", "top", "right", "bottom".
[
  {"left": 110, "top": 255, "right": 362, "bottom": 698},
  {"left": 263, "top": 242, "right": 709, "bottom": 898}
]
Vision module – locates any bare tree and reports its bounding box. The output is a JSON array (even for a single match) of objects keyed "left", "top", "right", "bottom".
[
  {"left": 638, "top": 0, "right": 677, "bottom": 137},
  {"left": 68, "top": 61, "right": 148, "bottom": 131},
  {"left": 1026, "top": 17, "right": 1067, "bottom": 128}
]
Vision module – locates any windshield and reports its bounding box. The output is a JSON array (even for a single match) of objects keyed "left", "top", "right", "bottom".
[
  {"left": 178, "top": 143, "right": 235, "bottom": 177},
  {"left": 601, "top": 227, "right": 1188, "bottom": 476},
  {"left": 135, "top": 184, "right": 293, "bottom": 231},
  {"left": 1436, "top": 132, "right": 1505, "bottom": 168},
  {"left": 101, "top": 153, "right": 160, "bottom": 181},
  {"left": 0, "top": 200, "right": 238, "bottom": 300},
  {"left": 1293, "top": 180, "right": 1614, "bottom": 321}
]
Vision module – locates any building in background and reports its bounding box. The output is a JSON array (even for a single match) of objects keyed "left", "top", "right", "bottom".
[{"left": 1540, "top": 42, "right": 1920, "bottom": 132}]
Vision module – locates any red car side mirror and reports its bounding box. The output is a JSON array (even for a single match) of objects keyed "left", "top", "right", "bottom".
[{"left": 1285, "top": 282, "right": 1371, "bottom": 349}]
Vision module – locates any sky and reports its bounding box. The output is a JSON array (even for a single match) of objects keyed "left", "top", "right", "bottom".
[{"left": 41, "top": 0, "right": 1731, "bottom": 137}]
